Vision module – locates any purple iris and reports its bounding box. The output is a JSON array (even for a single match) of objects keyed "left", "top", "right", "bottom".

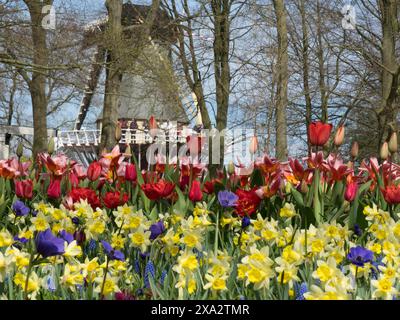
[
  {"left": 101, "top": 240, "right": 125, "bottom": 261},
  {"left": 59, "top": 230, "right": 74, "bottom": 244},
  {"left": 218, "top": 190, "right": 239, "bottom": 208},
  {"left": 149, "top": 220, "right": 165, "bottom": 240},
  {"left": 12, "top": 200, "right": 30, "bottom": 217},
  {"left": 35, "top": 229, "right": 65, "bottom": 258},
  {"left": 242, "top": 216, "right": 250, "bottom": 228},
  {"left": 347, "top": 246, "right": 374, "bottom": 267}
]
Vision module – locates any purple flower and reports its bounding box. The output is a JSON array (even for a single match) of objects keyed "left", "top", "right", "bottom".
[
  {"left": 13, "top": 236, "right": 28, "bottom": 244},
  {"left": 347, "top": 246, "right": 374, "bottom": 267},
  {"left": 353, "top": 224, "right": 362, "bottom": 237},
  {"left": 294, "top": 282, "right": 308, "bottom": 300},
  {"left": 35, "top": 229, "right": 65, "bottom": 258},
  {"left": 59, "top": 230, "right": 74, "bottom": 244},
  {"left": 12, "top": 200, "right": 30, "bottom": 217},
  {"left": 149, "top": 220, "right": 165, "bottom": 240},
  {"left": 73, "top": 230, "right": 86, "bottom": 245},
  {"left": 140, "top": 252, "right": 150, "bottom": 259},
  {"left": 218, "top": 191, "right": 238, "bottom": 208},
  {"left": 71, "top": 217, "right": 80, "bottom": 225},
  {"left": 101, "top": 240, "right": 125, "bottom": 261},
  {"left": 242, "top": 216, "right": 251, "bottom": 228}
]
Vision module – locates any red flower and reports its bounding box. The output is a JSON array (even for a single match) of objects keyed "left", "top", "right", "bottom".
[
  {"left": 125, "top": 163, "right": 137, "bottom": 182},
  {"left": 308, "top": 121, "right": 333, "bottom": 146},
  {"left": 344, "top": 181, "right": 358, "bottom": 202},
  {"left": 103, "top": 191, "right": 129, "bottom": 209},
  {"left": 68, "top": 187, "right": 101, "bottom": 209},
  {"left": 141, "top": 179, "right": 175, "bottom": 201},
  {"left": 87, "top": 161, "right": 102, "bottom": 181},
  {"left": 203, "top": 179, "right": 223, "bottom": 194},
  {"left": 47, "top": 179, "right": 61, "bottom": 199},
  {"left": 235, "top": 189, "right": 261, "bottom": 217},
  {"left": 15, "top": 179, "right": 33, "bottom": 200},
  {"left": 381, "top": 185, "right": 400, "bottom": 205},
  {"left": 189, "top": 180, "right": 203, "bottom": 202},
  {"left": 149, "top": 115, "right": 157, "bottom": 130},
  {"left": 69, "top": 172, "right": 79, "bottom": 189}
]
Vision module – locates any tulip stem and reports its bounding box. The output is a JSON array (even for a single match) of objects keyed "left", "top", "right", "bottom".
[
  {"left": 214, "top": 211, "right": 219, "bottom": 255},
  {"left": 100, "top": 258, "right": 110, "bottom": 300},
  {"left": 313, "top": 169, "right": 321, "bottom": 225},
  {"left": 24, "top": 253, "right": 39, "bottom": 300}
]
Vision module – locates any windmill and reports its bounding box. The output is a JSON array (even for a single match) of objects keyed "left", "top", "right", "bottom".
[{"left": 56, "top": 2, "right": 197, "bottom": 167}]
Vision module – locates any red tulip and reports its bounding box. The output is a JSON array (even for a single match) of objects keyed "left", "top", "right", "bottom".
[
  {"left": 381, "top": 185, "right": 400, "bottom": 205},
  {"left": 68, "top": 187, "right": 101, "bottom": 209},
  {"left": 87, "top": 161, "right": 102, "bottom": 181},
  {"left": 69, "top": 172, "right": 79, "bottom": 189},
  {"left": 149, "top": 115, "right": 157, "bottom": 130},
  {"left": 308, "top": 121, "right": 333, "bottom": 146},
  {"left": 189, "top": 180, "right": 203, "bottom": 202},
  {"left": 103, "top": 191, "right": 129, "bottom": 209},
  {"left": 203, "top": 179, "right": 223, "bottom": 194},
  {"left": 344, "top": 181, "right": 358, "bottom": 202},
  {"left": 47, "top": 179, "right": 61, "bottom": 199},
  {"left": 125, "top": 163, "right": 137, "bottom": 182},
  {"left": 141, "top": 179, "right": 175, "bottom": 201},
  {"left": 235, "top": 188, "right": 261, "bottom": 217},
  {"left": 15, "top": 179, "right": 33, "bottom": 200}
]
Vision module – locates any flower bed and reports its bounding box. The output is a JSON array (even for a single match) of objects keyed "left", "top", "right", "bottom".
[{"left": 0, "top": 129, "right": 400, "bottom": 300}]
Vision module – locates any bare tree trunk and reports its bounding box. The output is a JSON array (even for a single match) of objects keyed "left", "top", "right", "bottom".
[
  {"left": 299, "top": 0, "right": 312, "bottom": 155},
  {"left": 100, "top": 0, "right": 123, "bottom": 153},
  {"left": 316, "top": 0, "right": 328, "bottom": 123},
  {"left": 4, "top": 72, "right": 18, "bottom": 145},
  {"left": 377, "top": 0, "right": 399, "bottom": 155},
  {"left": 273, "top": 0, "right": 288, "bottom": 160},
  {"left": 173, "top": 0, "right": 212, "bottom": 129},
  {"left": 24, "top": 0, "right": 52, "bottom": 157},
  {"left": 212, "top": 0, "right": 231, "bottom": 167}
]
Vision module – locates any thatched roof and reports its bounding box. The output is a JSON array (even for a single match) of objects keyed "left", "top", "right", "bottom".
[{"left": 83, "top": 3, "right": 177, "bottom": 48}]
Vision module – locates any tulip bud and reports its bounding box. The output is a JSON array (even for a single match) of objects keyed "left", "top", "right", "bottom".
[
  {"left": 380, "top": 142, "right": 389, "bottom": 160},
  {"left": 350, "top": 141, "right": 359, "bottom": 158},
  {"left": 300, "top": 180, "right": 309, "bottom": 194},
  {"left": 249, "top": 136, "right": 258, "bottom": 155},
  {"left": 189, "top": 180, "right": 203, "bottom": 202},
  {"left": 227, "top": 161, "right": 235, "bottom": 175},
  {"left": 389, "top": 132, "right": 398, "bottom": 154},
  {"left": 195, "top": 111, "right": 203, "bottom": 127},
  {"left": 149, "top": 115, "right": 157, "bottom": 130},
  {"left": 285, "top": 182, "right": 291, "bottom": 194},
  {"left": 344, "top": 181, "right": 358, "bottom": 202},
  {"left": 73, "top": 230, "right": 86, "bottom": 246},
  {"left": 334, "top": 126, "right": 345, "bottom": 147},
  {"left": 16, "top": 142, "right": 24, "bottom": 158},
  {"left": 115, "top": 123, "right": 122, "bottom": 142},
  {"left": 47, "top": 137, "right": 55, "bottom": 155},
  {"left": 125, "top": 163, "right": 137, "bottom": 182},
  {"left": 125, "top": 144, "right": 131, "bottom": 156},
  {"left": 149, "top": 115, "right": 157, "bottom": 138},
  {"left": 87, "top": 161, "right": 102, "bottom": 181}
]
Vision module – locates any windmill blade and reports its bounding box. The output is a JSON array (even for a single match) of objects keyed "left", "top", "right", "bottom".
[{"left": 74, "top": 46, "right": 105, "bottom": 130}]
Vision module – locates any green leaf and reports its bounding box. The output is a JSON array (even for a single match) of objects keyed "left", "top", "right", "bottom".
[
  {"left": 349, "top": 180, "right": 372, "bottom": 229},
  {"left": 250, "top": 168, "right": 264, "bottom": 188},
  {"left": 291, "top": 185, "right": 304, "bottom": 208}
]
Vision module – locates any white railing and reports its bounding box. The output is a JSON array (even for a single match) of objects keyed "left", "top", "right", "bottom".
[{"left": 56, "top": 128, "right": 192, "bottom": 149}]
